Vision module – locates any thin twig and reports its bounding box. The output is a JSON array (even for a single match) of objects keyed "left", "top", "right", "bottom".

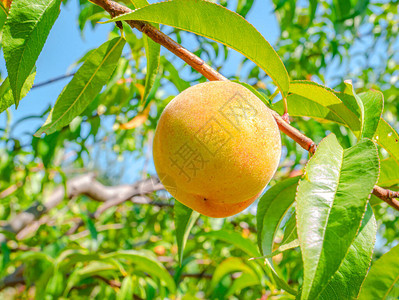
[
  {"left": 0, "top": 182, "right": 22, "bottom": 198},
  {"left": 32, "top": 73, "right": 75, "bottom": 89}
]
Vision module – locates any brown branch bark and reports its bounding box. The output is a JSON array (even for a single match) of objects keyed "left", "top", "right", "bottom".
[
  {"left": 89, "top": 0, "right": 399, "bottom": 211},
  {"left": 372, "top": 185, "right": 399, "bottom": 209}
]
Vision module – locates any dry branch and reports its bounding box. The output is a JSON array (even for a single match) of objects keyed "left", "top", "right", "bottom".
[{"left": 89, "top": 0, "right": 399, "bottom": 211}]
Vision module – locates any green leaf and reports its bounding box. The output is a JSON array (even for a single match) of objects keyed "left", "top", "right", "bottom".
[
  {"left": 0, "top": 242, "right": 10, "bottom": 274},
  {"left": 226, "top": 272, "right": 260, "bottom": 297},
  {"left": 358, "top": 244, "right": 399, "bottom": 300},
  {"left": 236, "top": 0, "right": 255, "bottom": 17},
  {"left": 289, "top": 81, "right": 361, "bottom": 134},
  {"left": 204, "top": 230, "right": 259, "bottom": 257},
  {"left": 35, "top": 37, "right": 126, "bottom": 136},
  {"left": 174, "top": 201, "right": 200, "bottom": 265},
  {"left": 104, "top": 250, "right": 176, "bottom": 294},
  {"left": 0, "top": 71, "right": 36, "bottom": 114},
  {"left": 256, "top": 176, "right": 299, "bottom": 256},
  {"left": 359, "top": 90, "right": 384, "bottom": 139},
  {"left": 56, "top": 250, "right": 102, "bottom": 273},
  {"left": 232, "top": 80, "right": 272, "bottom": 107},
  {"left": 64, "top": 261, "right": 117, "bottom": 296},
  {"left": 281, "top": 211, "right": 297, "bottom": 246},
  {"left": 334, "top": 82, "right": 363, "bottom": 120},
  {"left": 32, "top": 130, "right": 60, "bottom": 167},
  {"left": 374, "top": 119, "right": 399, "bottom": 165},
  {"left": 130, "top": 0, "right": 150, "bottom": 7},
  {"left": 274, "top": 94, "right": 346, "bottom": 125},
  {"left": 82, "top": 214, "right": 98, "bottom": 240},
  {"left": 319, "top": 204, "right": 377, "bottom": 299},
  {"left": 130, "top": 0, "right": 161, "bottom": 104},
  {"left": 117, "top": 276, "right": 134, "bottom": 300},
  {"left": 255, "top": 177, "right": 299, "bottom": 295},
  {"left": 332, "top": 0, "right": 352, "bottom": 21},
  {"left": 16, "top": 251, "right": 54, "bottom": 264},
  {"left": 296, "top": 134, "right": 379, "bottom": 300},
  {"left": 210, "top": 257, "right": 260, "bottom": 292},
  {"left": 309, "top": 0, "right": 318, "bottom": 24},
  {"left": 378, "top": 157, "right": 399, "bottom": 187},
  {"left": 142, "top": 36, "right": 161, "bottom": 103},
  {"left": 288, "top": 80, "right": 382, "bottom": 142},
  {"left": 0, "top": 7, "right": 7, "bottom": 34},
  {"left": 45, "top": 270, "right": 64, "bottom": 298},
  {"left": 104, "top": 0, "right": 290, "bottom": 97},
  {"left": 264, "top": 258, "right": 297, "bottom": 295},
  {"left": 35, "top": 267, "right": 55, "bottom": 300},
  {"left": 3, "top": 0, "right": 61, "bottom": 105},
  {"left": 162, "top": 57, "right": 190, "bottom": 92},
  {"left": 276, "top": 87, "right": 398, "bottom": 165}
]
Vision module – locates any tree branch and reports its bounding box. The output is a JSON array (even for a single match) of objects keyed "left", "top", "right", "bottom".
[
  {"left": 32, "top": 73, "right": 75, "bottom": 89},
  {"left": 65, "top": 178, "right": 168, "bottom": 235},
  {"left": 89, "top": 0, "right": 399, "bottom": 211},
  {"left": 0, "top": 174, "right": 165, "bottom": 244},
  {"left": 372, "top": 185, "right": 399, "bottom": 210}
]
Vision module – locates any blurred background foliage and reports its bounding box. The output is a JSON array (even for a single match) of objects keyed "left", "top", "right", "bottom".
[{"left": 0, "top": 0, "right": 398, "bottom": 298}]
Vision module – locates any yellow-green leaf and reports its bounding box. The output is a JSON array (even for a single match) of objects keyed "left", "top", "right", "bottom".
[
  {"left": 358, "top": 244, "right": 399, "bottom": 300},
  {"left": 35, "top": 37, "right": 126, "bottom": 136},
  {"left": 3, "top": 0, "right": 61, "bottom": 105},
  {"left": 130, "top": 0, "right": 160, "bottom": 105},
  {"left": 296, "top": 135, "right": 379, "bottom": 299}
]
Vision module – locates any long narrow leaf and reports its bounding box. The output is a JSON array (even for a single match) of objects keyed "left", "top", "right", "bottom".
[
  {"left": 0, "top": 71, "right": 36, "bottom": 114},
  {"left": 359, "top": 90, "right": 384, "bottom": 139},
  {"left": 210, "top": 257, "right": 259, "bottom": 292},
  {"left": 296, "top": 134, "right": 379, "bottom": 300},
  {"left": 174, "top": 201, "right": 200, "bottom": 265},
  {"left": 256, "top": 177, "right": 299, "bottom": 295},
  {"left": 3, "top": 0, "right": 61, "bottom": 105},
  {"left": 378, "top": 157, "right": 399, "bottom": 187},
  {"left": 204, "top": 230, "right": 259, "bottom": 257},
  {"left": 358, "top": 244, "right": 399, "bottom": 299},
  {"left": 274, "top": 94, "right": 346, "bottom": 125},
  {"left": 374, "top": 119, "right": 399, "bottom": 164},
  {"left": 256, "top": 176, "right": 299, "bottom": 256},
  {"left": 130, "top": 0, "right": 160, "bottom": 104},
  {"left": 319, "top": 204, "right": 377, "bottom": 299},
  {"left": 289, "top": 81, "right": 361, "bottom": 134},
  {"left": 104, "top": 250, "right": 176, "bottom": 294},
  {"left": 35, "top": 37, "right": 126, "bottom": 136}
]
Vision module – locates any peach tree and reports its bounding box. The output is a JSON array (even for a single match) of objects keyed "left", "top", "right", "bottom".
[{"left": 0, "top": 0, "right": 398, "bottom": 298}]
